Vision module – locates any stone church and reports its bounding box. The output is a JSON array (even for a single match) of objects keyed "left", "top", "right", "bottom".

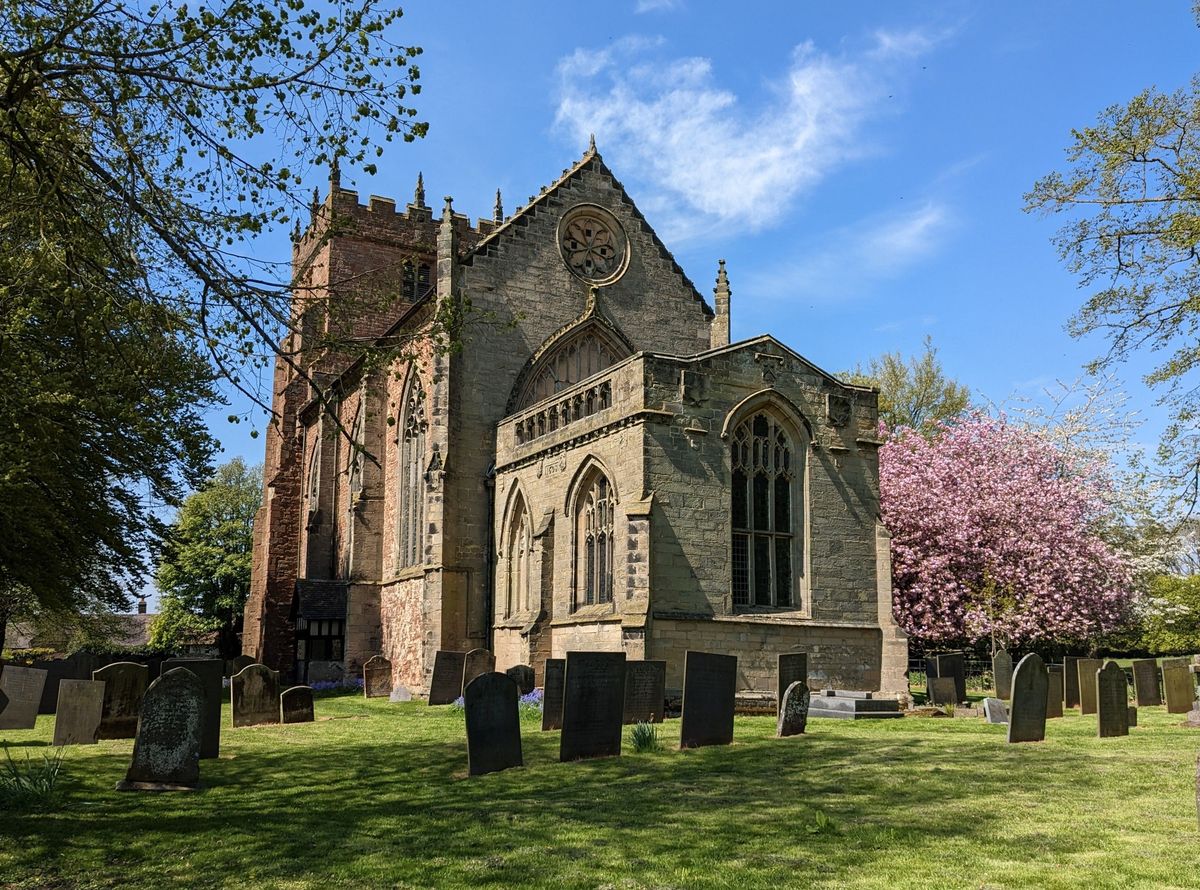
[{"left": 241, "top": 141, "right": 908, "bottom": 698}]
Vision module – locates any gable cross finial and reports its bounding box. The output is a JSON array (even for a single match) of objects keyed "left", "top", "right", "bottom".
[
  {"left": 588, "top": 132, "right": 597, "bottom": 155},
  {"left": 494, "top": 188, "right": 504, "bottom": 223},
  {"left": 442, "top": 195, "right": 454, "bottom": 221},
  {"left": 414, "top": 172, "right": 426, "bottom": 208},
  {"left": 330, "top": 156, "right": 341, "bottom": 190}
]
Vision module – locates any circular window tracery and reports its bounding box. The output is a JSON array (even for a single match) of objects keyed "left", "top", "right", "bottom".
[{"left": 559, "top": 206, "right": 628, "bottom": 284}]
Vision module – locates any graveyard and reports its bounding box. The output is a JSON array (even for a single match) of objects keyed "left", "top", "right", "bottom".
[{"left": 1, "top": 680, "right": 1197, "bottom": 890}]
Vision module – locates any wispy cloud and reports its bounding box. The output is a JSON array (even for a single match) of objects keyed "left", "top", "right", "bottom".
[
  {"left": 554, "top": 28, "right": 950, "bottom": 242},
  {"left": 634, "top": 0, "right": 681, "bottom": 12}
]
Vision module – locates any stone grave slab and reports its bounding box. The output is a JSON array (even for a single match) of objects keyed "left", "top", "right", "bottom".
[
  {"left": 559, "top": 651, "right": 626, "bottom": 761},
  {"left": 281, "top": 686, "right": 315, "bottom": 724},
  {"left": 231, "top": 663, "right": 281, "bottom": 727},
  {"left": 465, "top": 672, "right": 523, "bottom": 776},
  {"left": 93, "top": 662, "right": 149, "bottom": 739},
  {"left": 623, "top": 660, "right": 666, "bottom": 724},
  {"left": 33, "top": 652, "right": 101, "bottom": 714},
  {"left": 462, "top": 649, "right": 495, "bottom": 694},
  {"left": 777, "top": 681, "right": 811, "bottom": 737},
  {"left": 928, "top": 676, "right": 957, "bottom": 705},
  {"left": 0, "top": 665, "right": 48, "bottom": 731},
  {"left": 680, "top": 651, "right": 737, "bottom": 749},
  {"left": 1064, "top": 655, "right": 1081, "bottom": 709},
  {"left": 1132, "top": 658, "right": 1162, "bottom": 707},
  {"left": 1162, "top": 657, "right": 1189, "bottom": 669},
  {"left": 993, "top": 649, "right": 1014, "bottom": 700},
  {"left": 1008, "top": 653, "right": 1049, "bottom": 743},
  {"left": 1164, "top": 664, "right": 1196, "bottom": 714},
  {"left": 541, "top": 658, "right": 566, "bottom": 731},
  {"left": 428, "top": 651, "right": 467, "bottom": 705},
  {"left": 362, "top": 655, "right": 392, "bottom": 698},
  {"left": 163, "top": 658, "right": 222, "bottom": 759},
  {"left": 1097, "top": 661, "right": 1129, "bottom": 738},
  {"left": 389, "top": 685, "right": 413, "bottom": 702},
  {"left": 52, "top": 679, "right": 105, "bottom": 746},
  {"left": 936, "top": 652, "right": 967, "bottom": 704},
  {"left": 1076, "top": 658, "right": 1104, "bottom": 715},
  {"left": 1128, "top": 705, "right": 1138, "bottom": 728},
  {"left": 777, "top": 652, "right": 808, "bottom": 716},
  {"left": 808, "top": 691, "right": 902, "bottom": 719},
  {"left": 505, "top": 664, "right": 535, "bottom": 695},
  {"left": 230, "top": 655, "right": 256, "bottom": 674},
  {"left": 982, "top": 697, "right": 1009, "bottom": 724},
  {"left": 117, "top": 667, "right": 204, "bottom": 791},
  {"left": 1046, "top": 665, "right": 1064, "bottom": 719}
]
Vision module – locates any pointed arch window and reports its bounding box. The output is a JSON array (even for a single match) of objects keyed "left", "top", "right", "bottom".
[
  {"left": 514, "top": 322, "right": 631, "bottom": 411},
  {"left": 398, "top": 374, "right": 427, "bottom": 568},
  {"left": 575, "top": 470, "right": 614, "bottom": 607},
  {"left": 347, "top": 404, "right": 365, "bottom": 506},
  {"left": 505, "top": 494, "right": 532, "bottom": 617},
  {"left": 731, "top": 412, "right": 800, "bottom": 608}
]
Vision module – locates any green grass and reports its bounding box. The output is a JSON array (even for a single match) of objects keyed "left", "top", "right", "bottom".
[{"left": 1, "top": 690, "right": 1197, "bottom": 889}]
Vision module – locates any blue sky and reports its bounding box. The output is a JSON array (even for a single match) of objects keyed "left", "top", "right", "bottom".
[{"left": 211, "top": 1, "right": 1200, "bottom": 469}]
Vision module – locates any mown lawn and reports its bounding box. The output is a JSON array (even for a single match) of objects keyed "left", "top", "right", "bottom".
[{"left": 1, "top": 691, "right": 1197, "bottom": 890}]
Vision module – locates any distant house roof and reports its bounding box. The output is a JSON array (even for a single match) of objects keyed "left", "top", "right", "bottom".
[{"left": 114, "top": 612, "right": 157, "bottom": 649}]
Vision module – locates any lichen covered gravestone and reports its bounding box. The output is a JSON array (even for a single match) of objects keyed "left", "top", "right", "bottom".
[
  {"left": 505, "top": 664, "right": 535, "bottom": 696},
  {"left": 1076, "top": 658, "right": 1104, "bottom": 716},
  {"left": 1131, "top": 658, "right": 1162, "bottom": 707},
  {"left": 777, "top": 652, "right": 808, "bottom": 717},
  {"left": 362, "top": 655, "right": 392, "bottom": 699},
  {"left": 52, "top": 679, "right": 105, "bottom": 746},
  {"left": 993, "top": 649, "right": 1014, "bottom": 701},
  {"left": 934, "top": 652, "right": 967, "bottom": 704},
  {"left": 928, "top": 676, "right": 957, "bottom": 706},
  {"left": 428, "top": 651, "right": 467, "bottom": 706},
  {"left": 93, "top": 662, "right": 148, "bottom": 739},
  {"left": 231, "top": 663, "right": 280, "bottom": 727},
  {"left": 465, "top": 672, "right": 523, "bottom": 776},
  {"left": 541, "top": 658, "right": 566, "bottom": 731},
  {"left": 1096, "top": 661, "right": 1129, "bottom": 739},
  {"left": 1007, "top": 653, "right": 1049, "bottom": 743},
  {"left": 116, "top": 667, "right": 204, "bottom": 791},
  {"left": 462, "top": 649, "right": 495, "bottom": 694},
  {"left": 0, "top": 665, "right": 48, "bottom": 730},
  {"left": 777, "top": 681, "right": 810, "bottom": 737},
  {"left": 1046, "top": 665, "right": 1064, "bottom": 719},
  {"left": 623, "top": 660, "right": 666, "bottom": 724},
  {"left": 680, "top": 651, "right": 737, "bottom": 749},
  {"left": 559, "top": 651, "right": 625, "bottom": 761},
  {"left": 281, "top": 686, "right": 315, "bottom": 724},
  {"left": 982, "top": 697, "right": 1009, "bottom": 724},
  {"left": 163, "top": 657, "right": 222, "bottom": 759},
  {"left": 1163, "top": 664, "right": 1195, "bottom": 714},
  {"left": 1064, "top": 655, "right": 1081, "bottom": 709}
]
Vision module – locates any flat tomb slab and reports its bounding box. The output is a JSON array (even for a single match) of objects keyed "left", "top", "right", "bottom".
[{"left": 809, "top": 694, "right": 903, "bottom": 719}]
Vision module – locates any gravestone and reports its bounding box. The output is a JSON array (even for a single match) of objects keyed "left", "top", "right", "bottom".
[
  {"left": 0, "top": 665, "right": 48, "bottom": 730},
  {"left": 52, "top": 679, "right": 105, "bottom": 746},
  {"left": 993, "top": 649, "right": 1014, "bottom": 700},
  {"left": 116, "top": 668, "right": 204, "bottom": 791},
  {"left": 541, "top": 658, "right": 566, "bottom": 731},
  {"left": 1162, "top": 656, "right": 1189, "bottom": 669},
  {"left": 1046, "top": 665, "right": 1064, "bottom": 719},
  {"left": 1132, "top": 658, "right": 1162, "bottom": 707},
  {"left": 429, "top": 651, "right": 467, "bottom": 705},
  {"left": 928, "top": 676, "right": 957, "bottom": 706},
  {"left": 362, "top": 655, "right": 392, "bottom": 698},
  {"left": 936, "top": 652, "right": 967, "bottom": 704},
  {"left": 389, "top": 685, "right": 413, "bottom": 702},
  {"left": 1064, "top": 655, "right": 1081, "bottom": 709},
  {"left": 982, "top": 697, "right": 1009, "bottom": 724},
  {"left": 505, "top": 664, "right": 535, "bottom": 695},
  {"left": 231, "top": 663, "right": 281, "bottom": 727},
  {"left": 230, "top": 655, "right": 256, "bottom": 674},
  {"left": 281, "top": 686, "right": 315, "bottom": 724},
  {"left": 465, "top": 672, "right": 523, "bottom": 776},
  {"left": 1164, "top": 664, "right": 1195, "bottom": 714},
  {"left": 1007, "top": 653, "right": 1049, "bottom": 743},
  {"left": 32, "top": 652, "right": 102, "bottom": 714},
  {"left": 559, "top": 651, "right": 626, "bottom": 761},
  {"left": 1097, "top": 661, "right": 1130, "bottom": 738},
  {"left": 1076, "top": 658, "right": 1104, "bottom": 715},
  {"left": 777, "top": 652, "right": 808, "bottom": 716},
  {"left": 462, "top": 649, "right": 495, "bottom": 694},
  {"left": 777, "top": 680, "right": 811, "bottom": 737},
  {"left": 623, "top": 660, "right": 666, "bottom": 724},
  {"left": 680, "top": 650, "right": 738, "bottom": 749},
  {"left": 0, "top": 687, "right": 7, "bottom": 720},
  {"left": 1128, "top": 705, "right": 1138, "bottom": 728},
  {"left": 162, "top": 657, "right": 222, "bottom": 759},
  {"left": 93, "top": 662, "right": 149, "bottom": 739}
]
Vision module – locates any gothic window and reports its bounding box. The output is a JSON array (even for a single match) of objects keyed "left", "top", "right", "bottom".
[
  {"left": 398, "top": 374, "right": 427, "bottom": 568},
  {"left": 305, "top": 441, "right": 321, "bottom": 528},
  {"left": 505, "top": 495, "right": 532, "bottom": 617},
  {"left": 731, "top": 412, "right": 800, "bottom": 608},
  {"left": 517, "top": 326, "right": 629, "bottom": 409},
  {"left": 575, "top": 470, "right": 614, "bottom": 608}
]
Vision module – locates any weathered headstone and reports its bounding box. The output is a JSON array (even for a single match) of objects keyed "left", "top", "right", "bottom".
[
  {"left": 462, "top": 649, "right": 495, "bottom": 694},
  {"left": 936, "top": 651, "right": 967, "bottom": 704},
  {"left": 465, "top": 672, "right": 523, "bottom": 776},
  {"left": 505, "top": 664, "right": 535, "bottom": 695},
  {"left": 0, "top": 665, "right": 48, "bottom": 730},
  {"left": 623, "top": 660, "right": 666, "bottom": 724},
  {"left": 116, "top": 668, "right": 204, "bottom": 791},
  {"left": 1164, "top": 664, "right": 1196, "bottom": 714},
  {"left": 231, "top": 663, "right": 280, "bottom": 727},
  {"left": 680, "top": 650, "right": 738, "bottom": 749},
  {"left": 1064, "top": 655, "right": 1081, "bottom": 709},
  {"left": 1076, "top": 658, "right": 1104, "bottom": 716},
  {"left": 428, "top": 651, "right": 467, "bottom": 705},
  {"left": 541, "top": 657, "right": 566, "bottom": 731},
  {"left": 559, "top": 651, "right": 626, "bottom": 761},
  {"left": 1132, "top": 658, "right": 1162, "bottom": 707},
  {"left": 389, "top": 684, "right": 413, "bottom": 702},
  {"left": 982, "top": 697, "right": 1009, "bottom": 724},
  {"left": 1128, "top": 705, "right": 1138, "bottom": 728},
  {"left": 93, "top": 662, "right": 149, "bottom": 739},
  {"left": 993, "top": 649, "right": 1014, "bottom": 700},
  {"left": 928, "top": 676, "right": 957, "bottom": 706},
  {"left": 1097, "top": 661, "right": 1130, "bottom": 738},
  {"left": 777, "top": 652, "right": 808, "bottom": 716},
  {"left": 52, "top": 679, "right": 105, "bottom": 746},
  {"left": 362, "top": 655, "right": 392, "bottom": 698},
  {"left": 1162, "top": 656, "right": 1189, "bottom": 669},
  {"left": 1046, "top": 665, "right": 1064, "bottom": 719},
  {"left": 281, "top": 686, "right": 315, "bottom": 723},
  {"left": 230, "top": 655, "right": 256, "bottom": 674},
  {"left": 777, "top": 680, "right": 810, "bottom": 737},
  {"left": 1007, "top": 653, "right": 1049, "bottom": 743},
  {"left": 162, "top": 657, "right": 222, "bottom": 759}
]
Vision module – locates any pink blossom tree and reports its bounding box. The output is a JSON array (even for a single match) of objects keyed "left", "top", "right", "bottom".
[{"left": 880, "top": 412, "right": 1134, "bottom": 645}]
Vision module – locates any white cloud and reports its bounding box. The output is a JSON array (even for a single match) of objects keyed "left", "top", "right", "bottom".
[
  {"left": 634, "top": 0, "right": 681, "bottom": 12},
  {"left": 554, "top": 29, "right": 948, "bottom": 242}
]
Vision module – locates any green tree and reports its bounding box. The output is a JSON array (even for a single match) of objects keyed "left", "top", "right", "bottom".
[
  {"left": 154, "top": 459, "right": 262, "bottom": 658},
  {"left": 842, "top": 336, "right": 971, "bottom": 435},
  {"left": 1136, "top": 574, "right": 1200, "bottom": 654}
]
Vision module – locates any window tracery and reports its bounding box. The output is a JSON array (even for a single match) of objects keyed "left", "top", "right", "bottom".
[
  {"left": 575, "top": 470, "right": 614, "bottom": 607},
  {"left": 398, "top": 374, "right": 427, "bottom": 568}
]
